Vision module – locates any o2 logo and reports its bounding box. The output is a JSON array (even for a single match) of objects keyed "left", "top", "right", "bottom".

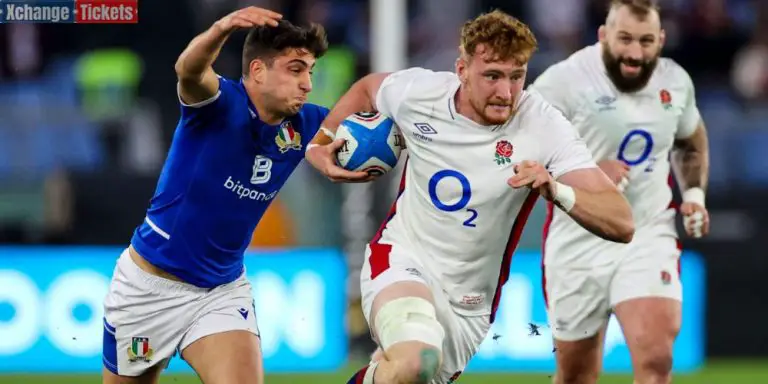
[
  {"left": 428, "top": 170, "right": 477, "bottom": 227},
  {"left": 617, "top": 129, "right": 656, "bottom": 172}
]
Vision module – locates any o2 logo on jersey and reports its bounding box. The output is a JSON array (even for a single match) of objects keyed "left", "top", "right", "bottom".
[
  {"left": 428, "top": 170, "right": 478, "bottom": 228},
  {"left": 617, "top": 129, "right": 656, "bottom": 172},
  {"left": 251, "top": 155, "right": 273, "bottom": 185}
]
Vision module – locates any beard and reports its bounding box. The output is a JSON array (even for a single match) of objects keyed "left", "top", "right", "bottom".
[
  {"left": 601, "top": 42, "right": 659, "bottom": 93},
  {"left": 471, "top": 97, "right": 514, "bottom": 125}
]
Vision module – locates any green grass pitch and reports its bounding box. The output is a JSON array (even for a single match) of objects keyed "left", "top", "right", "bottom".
[{"left": 2, "top": 360, "right": 767, "bottom": 384}]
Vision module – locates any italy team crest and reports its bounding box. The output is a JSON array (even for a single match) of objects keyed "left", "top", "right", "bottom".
[
  {"left": 127, "top": 337, "right": 154, "bottom": 362},
  {"left": 275, "top": 121, "right": 302, "bottom": 153}
]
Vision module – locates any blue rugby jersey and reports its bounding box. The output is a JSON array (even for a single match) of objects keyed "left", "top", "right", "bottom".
[{"left": 130, "top": 77, "right": 327, "bottom": 287}]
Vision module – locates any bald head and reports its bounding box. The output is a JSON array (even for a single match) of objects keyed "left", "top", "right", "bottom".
[{"left": 598, "top": 0, "right": 664, "bottom": 92}]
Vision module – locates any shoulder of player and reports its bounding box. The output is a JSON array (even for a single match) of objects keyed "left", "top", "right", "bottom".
[
  {"left": 298, "top": 102, "right": 329, "bottom": 116},
  {"left": 655, "top": 57, "right": 694, "bottom": 85},
  {"left": 209, "top": 76, "right": 250, "bottom": 108},
  {"left": 516, "top": 91, "right": 572, "bottom": 129},
  {"left": 297, "top": 103, "right": 329, "bottom": 128},
  {"left": 560, "top": 44, "right": 600, "bottom": 72},
  {"left": 518, "top": 90, "right": 559, "bottom": 116},
  {"left": 533, "top": 45, "right": 595, "bottom": 87},
  {"left": 390, "top": 67, "right": 457, "bottom": 98},
  {"left": 217, "top": 75, "right": 243, "bottom": 94}
]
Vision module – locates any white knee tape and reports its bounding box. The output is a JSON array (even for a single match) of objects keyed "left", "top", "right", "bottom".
[{"left": 374, "top": 297, "right": 445, "bottom": 351}]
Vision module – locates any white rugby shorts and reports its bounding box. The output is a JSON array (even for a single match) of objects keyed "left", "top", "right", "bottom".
[
  {"left": 102, "top": 249, "right": 259, "bottom": 376},
  {"left": 543, "top": 225, "right": 682, "bottom": 341},
  {"left": 361, "top": 242, "right": 490, "bottom": 384}
]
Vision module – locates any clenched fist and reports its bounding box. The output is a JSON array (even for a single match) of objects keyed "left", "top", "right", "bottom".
[{"left": 680, "top": 202, "right": 709, "bottom": 238}]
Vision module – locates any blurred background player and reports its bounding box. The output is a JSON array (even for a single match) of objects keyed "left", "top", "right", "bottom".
[
  {"left": 530, "top": 1, "right": 710, "bottom": 383},
  {"left": 306, "top": 10, "right": 634, "bottom": 384},
  {"left": 101, "top": 6, "right": 331, "bottom": 384}
]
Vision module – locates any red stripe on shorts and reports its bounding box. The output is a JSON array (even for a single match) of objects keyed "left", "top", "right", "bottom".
[
  {"left": 490, "top": 192, "right": 539, "bottom": 323},
  {"left": 668, "top": 171, "right": 683, "bottom": 276},
  {"left": 541, "top": 201, "right": 555, "bottom": 308},
  {"left": 369, "top": 159, "right": 408, "bottom": 279}
]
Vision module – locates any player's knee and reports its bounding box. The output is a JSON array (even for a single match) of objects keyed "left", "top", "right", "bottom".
[
  {"left": 392, "top": 345, "right": 441, "bottom": 384},
  {"left": 556, "top": 357, "right": 600, "bottom": 384},
  {"left": 637, "top": 349, "right": 673, "bottom": 378},
  {"left": 555, "top": 369, "right": 599, "bottom": 384},
  {"left": 374, "top": 297, "right": 445, "bottom": 382}
]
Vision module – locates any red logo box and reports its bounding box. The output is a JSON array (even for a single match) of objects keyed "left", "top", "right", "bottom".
[{"left": 75, "top": 0, "right": 138, "bottom": 24}]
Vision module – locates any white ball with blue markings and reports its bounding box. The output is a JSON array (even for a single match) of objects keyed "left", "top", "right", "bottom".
[{"left": 336, "top": 112, "right": 404, "bottom": 176}]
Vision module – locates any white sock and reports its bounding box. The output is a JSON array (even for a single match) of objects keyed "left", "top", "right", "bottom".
[{"left": 363, "top": 361, "right": 379, "bottom": 384}]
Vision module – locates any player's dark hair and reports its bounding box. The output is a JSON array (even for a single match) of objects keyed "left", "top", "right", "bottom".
[
  {"left": 609, "top": 0, "right": 660, "bottom": 18},
  {"left": 241, "top": 20, "right": 328, "bottom": 75}
]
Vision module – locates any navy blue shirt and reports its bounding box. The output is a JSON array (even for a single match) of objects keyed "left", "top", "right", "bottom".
[{"left": 131, "top": 77, "right": 327, "bottom": 288}]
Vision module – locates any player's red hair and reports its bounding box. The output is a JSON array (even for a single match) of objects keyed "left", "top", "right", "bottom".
[{"left": 459, "top": 9, "right": 538, "bottom": 65}]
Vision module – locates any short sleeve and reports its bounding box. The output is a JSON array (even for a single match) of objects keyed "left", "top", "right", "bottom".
[
  {"left": 300, "top": 104, "right": 330, "bottom": 148},
  {"left": 529, "top": 64, "right": 575, "bottom": 119},
  {"left": 675, "top": 70, "right": 701, "bottom": 139},
  {"left": 375, "top": 67, "right": 431, "bottom": 120},
  {"left": 178, "top": 76, "right": 239, "bottom": 122},
  {"left": 544, "top": 112, "right": 597, "bottom": 179}
]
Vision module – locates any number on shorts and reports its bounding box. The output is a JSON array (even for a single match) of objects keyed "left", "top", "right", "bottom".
[
  {"left": 617, "top": 129, "right": 656, "bottom": 172},
  {"left": 428, "top": 170, "right": 477, "bottom": 227}
]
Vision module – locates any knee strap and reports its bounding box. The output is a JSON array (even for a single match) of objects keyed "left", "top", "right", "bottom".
[{"left": 374, "top": 297, "right": 445, "bottom": 351}]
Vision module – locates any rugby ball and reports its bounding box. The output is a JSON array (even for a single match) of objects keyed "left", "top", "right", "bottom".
[{"left": 335, "top": 112, "right": 404, "bottom": 176}]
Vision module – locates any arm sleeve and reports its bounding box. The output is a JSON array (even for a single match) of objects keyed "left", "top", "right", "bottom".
[
  {"left": 375, "top": 67, "right": 432, "bottom": 120},
  {"left": 675, "top": 69, "right": 702, "bottom": 139},
  {"left": 303, "top": 104, "right": 330, "bottom": 149},
  {"left": 544, "top": 112, "right": 598, "bottom": 179},
  {"left": 528, "top": 64, "right": 574, "bottom": 119},
  {"left": 178, "top": 76, "right": 238, "bottom": 123}
]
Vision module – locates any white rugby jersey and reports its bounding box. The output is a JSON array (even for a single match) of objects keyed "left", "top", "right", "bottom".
[
  {"left": 369, "top": 67, "right": 596, "bottom": 319},
  {"left": 530, "top": 43, "right": 701, "bottom": 267}
]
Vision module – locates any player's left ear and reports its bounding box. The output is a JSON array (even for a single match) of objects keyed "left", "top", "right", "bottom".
[{"left": 659, "top": 29, "right": 666, "bottom": 48}]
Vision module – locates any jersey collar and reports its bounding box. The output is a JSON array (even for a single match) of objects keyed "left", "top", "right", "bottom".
[{"left": 239, "top": 77, "right": 259, "bottom": 120}]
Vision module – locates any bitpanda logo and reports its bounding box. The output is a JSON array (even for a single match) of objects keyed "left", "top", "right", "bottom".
[{"left": 223, "top": 176, "right": 277, "bottom": 201}]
